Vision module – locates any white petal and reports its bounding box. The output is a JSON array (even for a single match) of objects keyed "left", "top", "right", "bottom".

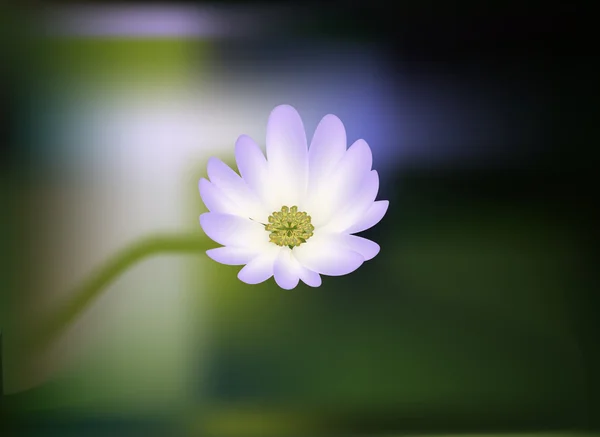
[
  {"left": 207, "top": 157, "right": 268, "bottom": 221},
  {"left": 200, "top": 213, "right": 268, "bottom": 248},
  {"left": 238, "top": 248, "right": 279, "bottom": 284},
  {"left": 306, "top": 139, "right": 373, "bottom": 227},
  {"left": 207, "top": 156, "right": 245, "bottom": 192},
  {"left": 321, "top": 170, "right": 379, "bottom": 233},
  {"left": 199, "top": 178, "right": 240, "bottom": 215},
  {"left": 235, "top": 134, "right": 272, "bottom": 207},
  {"left": 274, "top": 248, "right": 300, "bottom": 290},
  {"left": 298, "top": 266, "right": 322, "bottom": 287},
  {"left": 293, "top": 233, "right": 364, "bottom": 276},
  {"left": 266, "top": 105, "right": 308, "bottom": 207},
  {"left": 206, "top": 247, "right": 258, "bottom": 265},
  {"left": 307, "top": 114, "right": 346, "bottom": 199},
  {"left": 341, "top": 235, "right": 380, "bottom": 261},
  {"left": 345, "top": 200, "right": 389, "bottom": 234}
]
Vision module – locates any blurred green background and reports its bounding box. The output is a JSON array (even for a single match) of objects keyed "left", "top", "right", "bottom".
[{"left": 1, "top": 1, "right": 598, "bottom": 436}]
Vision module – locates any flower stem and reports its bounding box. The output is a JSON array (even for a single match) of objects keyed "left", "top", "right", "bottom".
[{"left": 26, "top": 233, "right": 209, "bottom": 353}]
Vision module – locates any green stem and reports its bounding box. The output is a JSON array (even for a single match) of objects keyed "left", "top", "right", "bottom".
[{"left": 26, "top": 233, "right": 209, "bottom": 353}]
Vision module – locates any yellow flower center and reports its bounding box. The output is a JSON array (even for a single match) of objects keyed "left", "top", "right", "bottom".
[{"left": 265, "top": 205, "right": 314, "bottom": 249}]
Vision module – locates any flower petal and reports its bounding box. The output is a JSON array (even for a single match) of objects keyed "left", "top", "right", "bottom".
[
  {"left": 199, "top": 178, "right": 240, "bottom": 215},
  {"left": 207, "top": 156, "right": 245, "bottom": 192},
  {"left": 345, "top": 200, "right": 389, "bottom": 234},
  {"left": 200, "top": 213, "right": 268, "bottom": 248},
  {"left": 307, "top": 114, "right": 346, "bottom": 199},
  {"left": 306, "top": 139, "right": 373, "bottom": 227},
  {"left": 321, "top": 170, "right": 379, "bottom": 233},
  {"left": 235, "top": 134, "right": 272, "bottom": 208},
  {"left": 293, "top": 233, "right": 364, "bottom": 276},
  {"left": 206, "top": 246, "right": 258, "bottom": 265},
  {"left": 298, "top": 266, "right": 322, "bottom": 287},
  {"left": 238, "top": 248, "right": 279, "bottom": 284},
  {"left": 266, "top": 105, "right": 308, "bottom": 207},
  {"left": 341, "top": 235, "right": 380, "bottom": 261},
  {"left": 274, "top": 248, "right": 300, "bottom": 290},
  {"left": 207, "top": 157, "right": 268, "bottom": 221}
]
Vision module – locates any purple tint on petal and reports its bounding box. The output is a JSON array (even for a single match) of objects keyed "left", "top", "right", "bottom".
[
  {"left": 273, "top": 250, "right": 300, "bottom": 290},
  {"left": 235, "top": 134, "right": 270, "bottom": 203},
  {"left": 325, "top": 170, "right": 379, "bottom": 232},
  {"left": 266, "top": 105, "right": 308, "bottom": 159},
  {"left": 353, "top": 170, "right": 380, "bottom": 211},
  {"left": 345, "top": 139, "right": 373, "bottom": 172},
  {"left": 206, "top": 247, "right": 257, "bottom": 266},
  {"left": 199, "top": 212, "right": 263, "bottom": 247},
  {"left": 206, "top": 156, "right": 268, "bottom": 222},
  {"left": 207, "top": 157, "right": 244, "bottom": 191},
  {"left": 294, "top": 236, "right": 364, "bottom": 277},
  {"left": 308, "top": 113, "right": 346, "bottom": 192},
  {"left": 343, "top": 235, "right": 380, "bottom": 261},
  {"left": 305, "top": 250, "right": 363, "bottom": 276},
  {"left": 298, "top": 266, "right": 322, "bottom": 287},
  {"left": 345, "top": 200, "right": 389, "bottom": 234},
  {"left": 308, "top": 138, "right": 373, "bottom": 227},
  {"left": 199, "top": 178, "right": 238, "bottom": 215},
  {"left": 238, "top": 253, "right": 276, "bottom": 284},
  {"left": 265, "top": 104, "right": 308, "bottom": 205}
]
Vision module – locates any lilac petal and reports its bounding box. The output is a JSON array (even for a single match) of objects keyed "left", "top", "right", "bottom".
[
  {"left": 199, "top": 178, "right": 240, "bottom": 215},
  {"left": 298, "top": 266, "right": 322, "bottom": 287},
  {"left": 341, "top": 235, "right": 380, "bottom": 261},
  {"left": 265, "top": 105, "right": 308, "bottom": 206},
  {"left": 207, "top": 157, "right": 267, "bottom": 221},
  {"left": 206, "top": 247, "right": 258, "bottom": 265},
  {"left": 274, "top": 249, "right": 300, "bottom": 290},
  {"left": 235, "top": 134, "right": 272, "bottom": 208},
  {"left": 345, "top": 200, "right": 389, "bottom": 234},
  {"left": 238, "top": 249, "right": 278, "bottom": 284},
  {"left": 307, "top": 114, "right": 346, "bottom": 197},
  {"left": 199, "top": 213, "right": 268, "bottom": 248},
  {"left": 207, "top": 156, "right": 245, "bottom": 191},
  {"left": 294, "top": 233, "right": 364, "bottom": 276},
  {"left": 321, "top": 170, "right": 379, "bottom": 233},
  {"left": 306, "top": 139, "right": 373, "bottom": 227}
]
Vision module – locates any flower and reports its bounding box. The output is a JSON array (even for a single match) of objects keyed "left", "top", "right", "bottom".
[{"left": 199, "top": 105, "right": 389, "bottom": 289}]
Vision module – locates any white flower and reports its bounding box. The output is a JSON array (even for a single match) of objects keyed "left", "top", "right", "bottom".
[{"left": 199, "top": 105, "right": 389, "bottom": 289}]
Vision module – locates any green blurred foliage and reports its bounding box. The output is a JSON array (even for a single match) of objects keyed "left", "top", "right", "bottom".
[{"left": 190, "top": 168, "right": 591, "bottom": 434}]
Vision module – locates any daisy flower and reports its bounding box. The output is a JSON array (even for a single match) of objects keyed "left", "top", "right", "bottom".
[{"left": 199, "top": 105, "right": 389, "bottom": 289}]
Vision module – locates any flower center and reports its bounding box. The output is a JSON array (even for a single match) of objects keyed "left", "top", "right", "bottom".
[{"left": 265, "top": 205, "right": 315, "bottom": 249}]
